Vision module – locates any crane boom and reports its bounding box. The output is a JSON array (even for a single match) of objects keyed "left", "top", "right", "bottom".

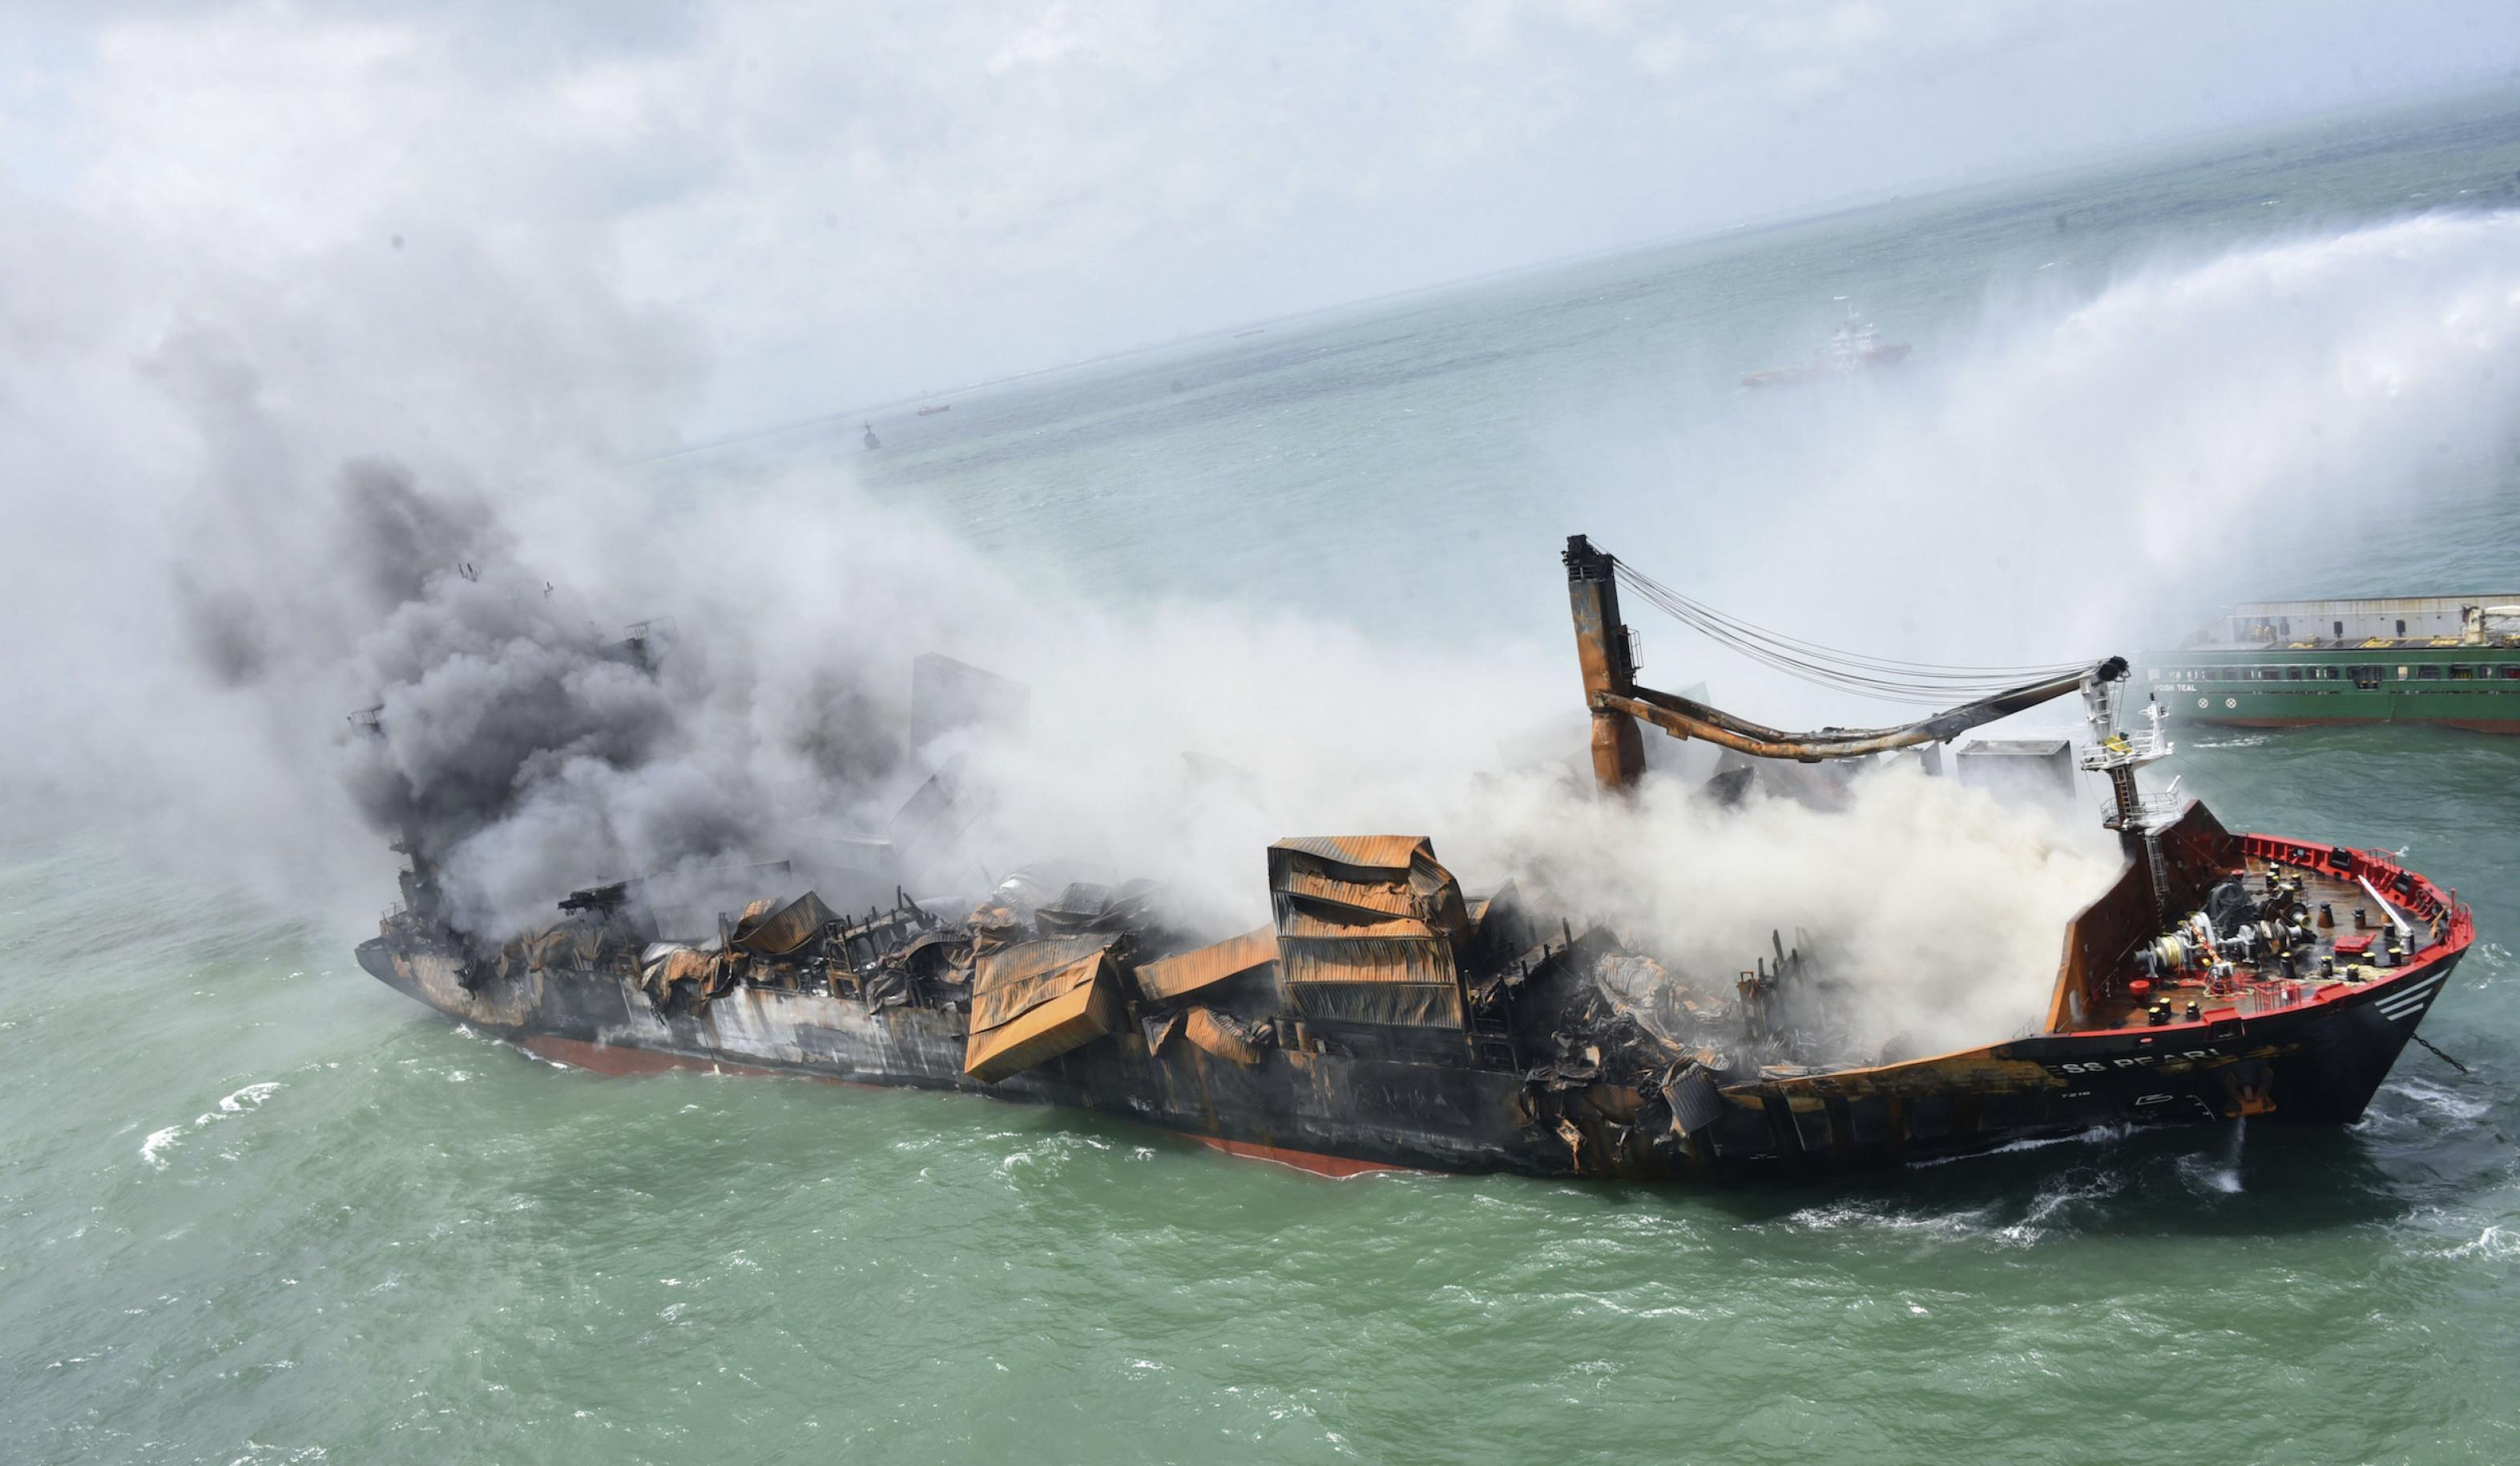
[{"left": 1565, "top": 534, "right": 2122, "bottom": 787}]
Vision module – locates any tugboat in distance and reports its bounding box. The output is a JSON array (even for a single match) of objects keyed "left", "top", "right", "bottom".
[{"left": 1744, "top": 304, "right": 1911, "bottom": 388}]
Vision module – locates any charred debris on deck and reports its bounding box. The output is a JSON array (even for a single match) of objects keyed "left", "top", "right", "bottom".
[
  {"left": 367, "top": 540, "right": 2091, "bottom": 1147},
  {"left": 366, "top": 588, "right": 1983, "bottom": 1145}
]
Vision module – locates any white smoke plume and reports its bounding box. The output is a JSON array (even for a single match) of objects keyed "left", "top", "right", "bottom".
[
  {"left": 1607, "top": 208, "right": 2520, "bottom": 716},
  {"left": 10, "top": 68, "right": 2520, "bottom": 1057}
]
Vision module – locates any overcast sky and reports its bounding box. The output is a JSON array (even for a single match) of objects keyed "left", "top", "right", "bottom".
[{"left": 6, "top": 2, "right": 2518, "bottom": 437}]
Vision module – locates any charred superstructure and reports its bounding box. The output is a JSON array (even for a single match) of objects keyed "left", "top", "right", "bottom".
[{"left": 357, "top": 537, "right": 2474, "bottom": 1181}]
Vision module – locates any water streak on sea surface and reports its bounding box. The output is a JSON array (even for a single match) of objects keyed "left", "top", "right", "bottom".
[{"left": 8, "top": 93, "right": 2520, "bottom": 1463}]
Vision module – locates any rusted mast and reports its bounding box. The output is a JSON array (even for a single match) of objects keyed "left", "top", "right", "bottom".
[
  {"left": 1566, "top": 534, "right": 2121, "bottom": 779},
  {"left": 1565, "top": 534, "right": 1647, "bottom": 793}
]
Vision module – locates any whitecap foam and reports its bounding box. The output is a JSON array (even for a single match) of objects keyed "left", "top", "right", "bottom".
[
  {"left": 2379, "top": 1075, "right": 2491, "bottom": 1124},
  {"left": 2177, "top": 1158, "right": 2244, "bottom": 1195},
  {"left": 1996, "top": 1170, "right": 2126, "bottom": 1244},
  {"left": 1911, "top": 1124, "right": 2127, "bottom": 1168},
  {"left": 1784, "top": 1199, "right": 2002, "bottom": 1239},
  {"left": 2445, "top": 1226, "right": 2520, "bottom": 1260},
  {"left": 217, "top": 1081, "right": 281, "bottom": 1113},
  {"left": 139, "top": 1126, "right": 183, "bottom": 1170}
]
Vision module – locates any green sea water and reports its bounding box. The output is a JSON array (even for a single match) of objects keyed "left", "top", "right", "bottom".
[{"left": 10, "top": 91, "right": 2520, "bottom": 1464}]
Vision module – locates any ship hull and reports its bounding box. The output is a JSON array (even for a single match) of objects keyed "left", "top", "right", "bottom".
[
  {"left": 2187, "top": 715, "right": 2520, "bottom": 735},
  {"left": 1742, "top": 341, "right": 1911, "bottom": 389},
  {"left": 359, "top": 936, "right": 1562, "bottom": 1177},
  {"left": 2141, "top": 645, "right": 2520, "bottom": 734},
  {"left": 357, "top": 928, "right": 2463, "bottom": 1184}
]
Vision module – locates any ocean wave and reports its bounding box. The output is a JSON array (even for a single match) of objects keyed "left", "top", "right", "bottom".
[
  {"left": 1778, "top": 1166, "right": 2127, "bottom": 1247},
  {"left": 1992, "top": 1170, "right": 2129, "bottom": 1245},
  {"left": 139, "top": 1125, "right": 183, "bottom": 1170},
  {"left": 2377, "top": 1074, "right": 2492, "bottom": 1124},
  {"left": 2443, "top": 1225, "right": 2520, "bottom": 1260},
  {"left": 1780, "top": 1198, "right": 2014, "bottom": 1247},
  {"left": 218, "top": 1081, "right": 281, "bottom": 1113},
  {"left": 1911, "top": 1124, "right": 2128, "bottom": 1168},
  {"left": 2175, "top": 1155, "right": 2244, "bottom": 1195},
  {"left": 139, "top": 1078, "right": 286, "bottom": 1170}
]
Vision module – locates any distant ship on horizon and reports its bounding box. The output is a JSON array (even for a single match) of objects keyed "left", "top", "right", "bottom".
[
  {"left": 1743, "top": 307, "right": 1910, "bottom": 388},
  {"left": 2142, "top": 594, "right": 2520, "bottom": 735}
]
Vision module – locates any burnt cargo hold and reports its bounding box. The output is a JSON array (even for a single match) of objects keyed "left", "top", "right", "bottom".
[{"left": 357, "top": 538, "right": 2475, "bottom": 1181}]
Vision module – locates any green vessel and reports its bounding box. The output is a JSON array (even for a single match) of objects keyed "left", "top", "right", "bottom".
[{"left": 2142, "top": 596, "right": 2520, "bottom": 734}]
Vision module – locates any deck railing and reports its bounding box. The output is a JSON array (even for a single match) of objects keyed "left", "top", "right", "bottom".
[{"left": 2232, "top": 983, "right": 2314, "bottom": 1018}]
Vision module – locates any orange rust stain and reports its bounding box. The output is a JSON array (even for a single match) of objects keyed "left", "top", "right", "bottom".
[{"left": 1187, "top": 1134, "right": 1408, "bottom": 1178}]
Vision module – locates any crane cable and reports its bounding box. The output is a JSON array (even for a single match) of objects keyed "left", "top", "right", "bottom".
[{"left": 1611, "top": 559, "right": 2087, "bottom": 707}]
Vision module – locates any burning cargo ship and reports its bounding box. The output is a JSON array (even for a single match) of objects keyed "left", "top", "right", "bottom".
[{"left": 356, "top": 538, "right": 2473, "bottom": 1181}]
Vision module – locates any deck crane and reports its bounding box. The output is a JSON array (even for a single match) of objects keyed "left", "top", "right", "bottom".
[{"left": 1562, "top": 534, "right": 2127, "bottom": 788}]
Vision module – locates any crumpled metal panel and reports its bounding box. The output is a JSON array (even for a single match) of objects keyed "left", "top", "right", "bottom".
[
  {"left": 1181, "top": 1006, "right": 1264, "bottom": 1065},
  {"left": 1276, "top": 910, "right": 1438, "bottom": 943},
  {"left": 1284, "top": 977, "right": 1463, "bottom": 1028},
  {"left": 1035, "top": 882, "right": 1166, "bottom": 938},
  {"left": 970, "top": 936, "right": 1117, "bottom": 1033},
  {"left": 1268, "top": 836, "right": 1470, "bottom": 940},
  {"left": 1279, "top": 927, "right": 1465, "bottom": 1023},
  {"left": 1268, "top": 836, "right": 1470, "bottom": 1028},
  {"left": 637, "top": 946, "right": 720, "bottom": 1006},
  {"left": 513, "top": 915, "right": 637, "bottom": 977},
  {"left": 731, "top": 890, "right": 839, "bottom": 957},
  {"left": 1281, "top": 935, "right": 1458, "bottom": 992},
  {"left": 1273, "top": 867, "right": 1425, "bottom": 919},
  {"left": 1268, "top": 835, "right": 1432, "bottom": 873},
  {"left": 1667, "top": 1069, "right": 1725, "bottom": 1137},
  {"left": 1135, "top": 925, "right": 1276, "bottom": 1003},
  {"left": 963, "top": 965, "right": 1116, "bottom": 1083},
  {"left": 975, "top": 932, "right": 1117, "bottom": 982}
]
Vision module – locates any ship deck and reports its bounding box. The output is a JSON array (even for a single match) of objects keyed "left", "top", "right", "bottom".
[
  {"left": 2167, "top": 638, "right": 2520, "bottom": 656},
  {"left": 2070, "top": 856, "right": 2440, "bottom": 1035}
]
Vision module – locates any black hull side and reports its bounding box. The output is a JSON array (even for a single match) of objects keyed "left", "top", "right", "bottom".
[
  {"left": 358, "top": 934, "right": 2465, "bottom": 1185},
  {"left": 1687, "top": 952, "right": 2464, "bottom": 1176},
  {"left": 361, "top": 936, "right": 1566, "bottom": 1177}
]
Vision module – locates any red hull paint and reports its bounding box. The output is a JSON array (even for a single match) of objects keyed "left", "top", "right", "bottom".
[{"left": 1188, "top": 1134, "right": 1409, "bottom": 1178}]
